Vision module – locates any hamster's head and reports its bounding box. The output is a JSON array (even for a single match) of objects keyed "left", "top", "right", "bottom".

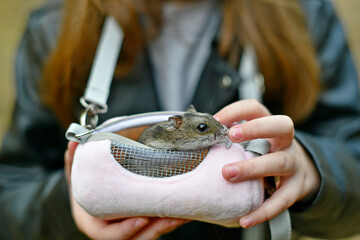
[{"left": 167, "top": 105, "right": 230, "bottom": 148}]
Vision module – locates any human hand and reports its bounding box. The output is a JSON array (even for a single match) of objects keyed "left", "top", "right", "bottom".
[
  {"left": 214, "top": 100, "right": 321, "bottom": 228},
  {"left": 64, "top": 141, "right": 187, "bottom": 240}
]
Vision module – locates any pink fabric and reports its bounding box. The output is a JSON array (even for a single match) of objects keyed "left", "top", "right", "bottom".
[{"left": 72, "top": 140, "right": 264, "bottom": 227}]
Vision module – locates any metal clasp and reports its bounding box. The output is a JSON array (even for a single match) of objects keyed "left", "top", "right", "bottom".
[{"left": 80, "top": 97, "right": 108, "bottom": 129}]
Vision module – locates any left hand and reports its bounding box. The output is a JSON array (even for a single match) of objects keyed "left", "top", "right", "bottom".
[
  {"left": 214, "top": 100, "right": 321, "bottom": 228},
  {"left": 65, "top": 142, "right": 188, "bottom": 240}
]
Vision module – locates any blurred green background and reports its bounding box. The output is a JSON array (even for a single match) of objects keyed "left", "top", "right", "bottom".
[{"left": 0, "top": 1, "right": 359, "bottom": 239}]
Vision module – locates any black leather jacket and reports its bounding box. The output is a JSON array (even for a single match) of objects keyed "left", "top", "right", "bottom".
[{"left": 1, "top": 0, "right": 359, "bottom": 239}]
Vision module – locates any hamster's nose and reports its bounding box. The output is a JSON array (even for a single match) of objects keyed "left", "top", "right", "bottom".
[{"left": 217, "top": 127, "right": 228, "bottom": 138}]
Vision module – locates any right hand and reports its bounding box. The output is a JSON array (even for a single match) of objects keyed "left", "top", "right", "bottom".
[
  {"left": 214, "top": 100, "right": 320, "bottom": 228},
  {"left": 65, "top": 141, "right": 188, "bottom": 240}
]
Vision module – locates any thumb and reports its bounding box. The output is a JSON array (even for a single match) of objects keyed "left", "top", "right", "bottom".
[{"left": 64, "top": 141, "right": 79, "bottom": 184}]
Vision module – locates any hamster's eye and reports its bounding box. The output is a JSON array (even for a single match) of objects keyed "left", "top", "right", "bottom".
[{"left": 197, "top": 123, "right": 208, "bottom": 132}]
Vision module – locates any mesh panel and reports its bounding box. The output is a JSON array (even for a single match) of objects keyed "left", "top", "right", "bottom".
[{"left": 111, "top": 142, "right": 209, "bottom": 178}]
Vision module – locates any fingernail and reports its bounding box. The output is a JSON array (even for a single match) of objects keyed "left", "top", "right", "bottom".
[
  {"left": 213, "top": 115, "right": 220, "bottom": 122},
  {"left": 134, "top": 218, "right": 148, "bottom": 229},
  {"left": 230, "top": 127, "right": 243, "bottom": 141},
  {"left": 225, "top": 165, "right": 239, "bottom": 181},
  {"left": 240, "top": 217, "right": 254, "bottom": 228}
]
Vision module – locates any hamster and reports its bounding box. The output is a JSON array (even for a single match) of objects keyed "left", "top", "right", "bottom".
[{"left": 137, "top": 105, "right": 232, "bottom": 150}]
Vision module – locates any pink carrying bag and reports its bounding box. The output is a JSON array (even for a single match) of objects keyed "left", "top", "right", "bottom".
[{"left": 67, "top": 112, "right": 267, "bottom": 227}]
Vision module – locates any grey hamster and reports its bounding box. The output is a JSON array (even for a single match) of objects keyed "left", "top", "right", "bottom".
[{"left": 137, "top": 105, "right": 232, "bottom": 150}]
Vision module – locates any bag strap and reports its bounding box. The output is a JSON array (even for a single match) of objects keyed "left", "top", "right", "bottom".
[
  {"left": 80, "top": 16, "right": 124, "bottom": 128},
  {"left": 238, "top": 46, "right": 265, "bottom": 102},
  {"left": 239, "top": 46, "right": 291, "bottom": 240}
]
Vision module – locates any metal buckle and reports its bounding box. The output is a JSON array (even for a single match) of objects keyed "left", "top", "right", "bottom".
[{"left": 80, "top": 97, "right": 108, "bottom": 129}]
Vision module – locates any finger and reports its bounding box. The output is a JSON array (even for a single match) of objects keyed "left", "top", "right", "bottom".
[
  {"left": 132, "top": 218, "right": 189, "bottom": 240},
  {"left": 68, "top": 141, "right": 79, "bottom": 155},
  {"left": 239, "top": 180, "right": 299, "bottom": 228},
  {"left": 229, "top": 115, "right": 294, "bottom": 150},
  {"left": 214, "top": 99, "right": 271, "bottom": 126},
  {"left": 64, "top": 149, "right": 71, "bottom": 183},
  {"left": 64, "top": 141, "right": 79, "bottom": 184},
  {"left": 79, "top": 217, "right": 149, "bottom": 240},
  {"left": 71, "top": 195, "right": 150, "bottom": 240},
  {"left": 64, "top": 141, "right": 79, "bottom": 167},
  {"left": 95, "top": 217, "right": 149, "bottom": 240},
  {"left": 222, "top": 151, "right": 295, "bottom": 182}
]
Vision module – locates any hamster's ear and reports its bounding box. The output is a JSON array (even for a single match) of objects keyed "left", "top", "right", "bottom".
[
  {"left": 169, "top": 115, "right": 183, "bottom": 129},
  {"left": 187, "top": 105, "right": 197, "bottom": 113}
]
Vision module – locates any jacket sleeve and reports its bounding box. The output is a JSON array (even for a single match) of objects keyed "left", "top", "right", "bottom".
[
  {"left": 291, "top": 0, "right": 360, "bottom": 238},
  {"left": 0, "top": 1, "right": 87, "bottom": 239}
]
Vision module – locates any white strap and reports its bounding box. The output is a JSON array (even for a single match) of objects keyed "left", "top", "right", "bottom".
[
  {"left": 238, "top": 46, "right": 265, "bottom": 102},
  {"left": 242, "top": 210, "right": 291, "bottom": 240},
  {"left": 83, "top": 16, "right": 124, "bottom": 107},
  {"left": 241, "top": 222, "right": 267, "bottom": 240},
  {"left": 239, "top": 46, "right": 291, "bottom": 240},
  {"left": 244, "top": 139, "right": 271, "bottom": 156},
  {"left": 269, "top": 210, "right": 292, "bottom": 240}
]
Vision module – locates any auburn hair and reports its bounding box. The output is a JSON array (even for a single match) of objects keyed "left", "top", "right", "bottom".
[{"left": 41, "top": 0, "right": 320, "bottom": 127}]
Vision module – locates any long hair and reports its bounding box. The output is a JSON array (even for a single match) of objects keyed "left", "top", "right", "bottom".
[{"left": 41, "top": 0, "right": 319, "bottom": 126}]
